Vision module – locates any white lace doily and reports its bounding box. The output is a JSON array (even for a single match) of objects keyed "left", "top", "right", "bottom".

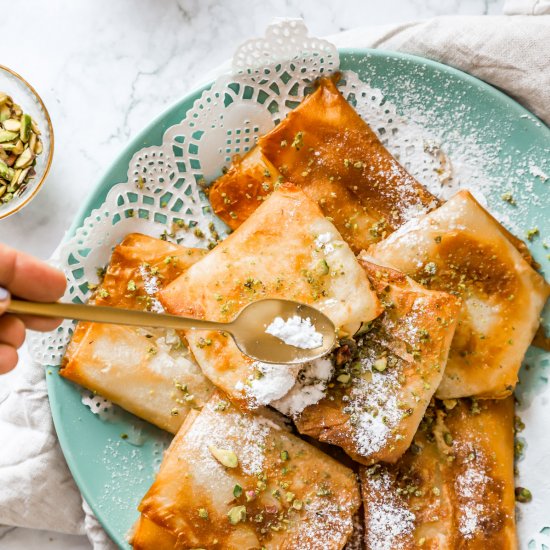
[{"left": 28, "top": 19, "right": 549, "bottom": 548}]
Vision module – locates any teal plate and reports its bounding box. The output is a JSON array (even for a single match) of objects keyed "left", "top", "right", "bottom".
[{"left": 46, "top": 49, "right": 549, "bottom": 548}]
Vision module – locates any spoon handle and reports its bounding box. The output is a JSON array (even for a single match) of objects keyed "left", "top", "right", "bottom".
[{"left": 7, "top": 299, "right": 230, "bottom": 333}]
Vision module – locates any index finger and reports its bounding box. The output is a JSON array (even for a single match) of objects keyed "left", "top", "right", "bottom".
[{"left": 0, "top": 243, "right": 66, "bottom": 302}]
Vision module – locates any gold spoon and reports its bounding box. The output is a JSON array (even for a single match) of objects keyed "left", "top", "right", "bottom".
[{"left": 8, "top": 297, "right": 337, "bottom": 364}]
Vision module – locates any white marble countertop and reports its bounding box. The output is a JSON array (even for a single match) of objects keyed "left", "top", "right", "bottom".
[{"left": 0, "top": 0, "right": 504, "bottom": 548}]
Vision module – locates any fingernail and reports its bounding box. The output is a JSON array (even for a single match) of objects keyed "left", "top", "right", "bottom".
[{"left": 0, "top": 287, "right": 9, "bottom": 302}]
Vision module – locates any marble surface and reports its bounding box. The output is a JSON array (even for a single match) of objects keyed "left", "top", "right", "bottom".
[{"left": 0, "top": 0, "right": 504, "bottom": 548}]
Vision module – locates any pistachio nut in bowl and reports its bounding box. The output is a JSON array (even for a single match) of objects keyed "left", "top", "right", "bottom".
[{"left": 0, "top": 65, "right": 53, "bottom": 220}]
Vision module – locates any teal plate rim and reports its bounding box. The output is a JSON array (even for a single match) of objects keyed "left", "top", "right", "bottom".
[{"left": 46, "top": 47, "right": 549, "bottom": 548}]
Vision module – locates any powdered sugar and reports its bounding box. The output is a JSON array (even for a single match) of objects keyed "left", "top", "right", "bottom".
[
  {"left": 453, "top": 447, "right": 494, "bottom": 541},
  {"left": 347, "top": 350, "right": 403, "bottom": 458},
  {"left": 238, "top": 362, "right": 297, "bottom": 406},
  {"left": 364, "top": 468, "right": 415, "bottom": 550},
  {"left": 529, "top": 163, "right": 548, "bottom": 182},
  {"left": 273, "top": 358, "right": 333, "bottom": 417},
  {"left": 137, "top": 264, "right": 164, "bottom": 313},
  {"left": 315, "top": 232, "right": 336, "bottom": 254},
  {"left": 266, "top": 315, "right": 323, "bottom": 349},
  {"left": 190, "top": 399, "right": 271, "bottom": 477}
]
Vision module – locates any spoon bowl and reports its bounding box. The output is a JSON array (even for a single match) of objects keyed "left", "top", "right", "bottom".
[
  {"left": 8, "top": 297, "right": 337, "bottom": 365},
  {"left": 228, "top": 299, "right": 337, "bottom": 364}
]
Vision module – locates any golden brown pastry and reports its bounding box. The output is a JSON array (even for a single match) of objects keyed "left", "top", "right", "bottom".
[
  {"left": 61, "top": 233, "right": 214, "bottom": 433},
  {"left": 136, "top": 392, "right": 361, "bottom": 550},
  {"left": 160, "top": 185, "right": 382, "bottom": 410},
  {"left": 209, "top": 77, "right": 439, "bottom": 253},
  {"left": 295, "top": 259, "right": 461, "bottom": 465},
  {"left": 360, "top": 397, "right": 516, "bottom": 549},
  {"left": 131, "top": 516, "right": 176, "bottom": 550},
  {"left": 367, "top": 190, "right": 550, "bottom": 399}
]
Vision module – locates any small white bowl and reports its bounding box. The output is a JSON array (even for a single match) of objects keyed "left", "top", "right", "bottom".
[{"left": 0, "top": 64, "right": 54, "bottom": 220}]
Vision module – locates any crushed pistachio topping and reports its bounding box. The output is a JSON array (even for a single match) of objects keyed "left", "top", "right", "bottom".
[
  {"left": 501, "top": 192, "right": 516, "bottom": 205},
  {"left": 443, "top": 399, "right": 457, "bottom": 410},
  {"left": 280, "top": 450, "right": 289, "bottom": 461},
  {"left": 291, "top": 131, "right": 304, "bottom": 150},
  {"left": 515, "top": 487, "right": 532, "bottom": 503},
  {"left": 337, "top": 373, "right": 351, "bottom": 384},
  {"left": 227, "top": 505, "right": 247, "bottom": 525},
  {"left": 214, "top": 400, "right": 229, "bottom": 411},
  {"left": 369, "top": 219, "right": 387, "bottom": 239},
  {"left": 373, "top": 356, "right": 387, "bottom": 372},
  {"left": 127, "top": 280, "right": 137, "bottom": 292},
  {"left": 197, "top": 337, "right": 212, "bottom": 348},
  {"left": 233, "top": 484, "right": 243, "bottom": 498},
  {"left": 198, "top": 508, "right": 209, "bottom": 519},
  {"left": 526, "top": 227, "right": 539, "bottom": 241},
  {"left": 97, "top": 288, "right": 110, "bottom": 299},
  {"left": 208, "top": 445, "right": 239, "bottom": 468},
  {"left": 424, "top": 262, "right": 437, "bottom": 275}
]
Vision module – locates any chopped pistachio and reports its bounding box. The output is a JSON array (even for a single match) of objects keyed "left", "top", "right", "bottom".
[
  {"left": 127, "top": 280, "right": 137, "bottom": 292},
  {"left": 424, "top": 262, "right": 437, "bottom": 275},
  {"left": 501, "top": 192, "right": 516, "bottom": 205},
  {"left": 0, "top": 93, "right": 42, "bottom": 205},
  {"left": 318, "top": 259, "right": 329, "bottom": 275},
  {"left": 337, "top": 373, "right": 351, "bottom": 384},
  {"left": 373, "top": 357, "right": 387, "bottom": 372},
  {"left": 443, "top": 399, "right": 457, "bottom": 410},
  {"left": 208, "top": 445, "right": 239, "bottom": 468},
  {"left": 233, "top": 484, "right": 243, "bottom": 498},
  {"left": 291, "top": 131, "right": 304, "bottom": 150},
  {"left": 292, "top": 499, "right": 303, "bottom": 510},
  {"left": 227, "top": 505, "right": 247, "bottom": 525},
  {"left": 215, "top": 400, "right": 230, "bottom": 411},
  {"left": 515, "top": 487, "right": 532, "bottom": 503},
  {"left": 280, "top": 450, "right": 290, "bottom": 461},
  {"left": 97, "top": 288, "right": 110, "bottom": 299},
  {"left": 198, "top": 508, "right": 209, "bottom": 519},
  {"left": 526, "top": 227, "right": 539, "bottom": 241}
]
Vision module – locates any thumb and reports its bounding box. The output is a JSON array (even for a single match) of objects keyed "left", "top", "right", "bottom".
[{"left": 0, "top": 287, "right": 10, "bottom": 315}]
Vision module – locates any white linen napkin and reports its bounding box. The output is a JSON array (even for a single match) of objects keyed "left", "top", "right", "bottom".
[{"left": 1, "top": 4, "right": 548, "bottom": 549}]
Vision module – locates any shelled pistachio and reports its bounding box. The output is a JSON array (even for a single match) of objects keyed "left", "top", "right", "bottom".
[{"left": 0, "top": 92, "right": 43, "bottom": 205}]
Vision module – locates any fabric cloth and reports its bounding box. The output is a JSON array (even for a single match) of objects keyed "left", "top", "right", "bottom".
[{"left": 1, "top": 3, "right": 548, "bottom": 549}]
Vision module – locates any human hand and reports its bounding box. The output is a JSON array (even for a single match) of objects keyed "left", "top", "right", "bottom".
[{"left": 0, "top": 243, "right": 66, "bottom": 373}]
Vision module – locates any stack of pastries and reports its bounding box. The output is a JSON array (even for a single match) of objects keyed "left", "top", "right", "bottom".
[{"left": 62, "top": 77, "right": 549, "bottom": 549}]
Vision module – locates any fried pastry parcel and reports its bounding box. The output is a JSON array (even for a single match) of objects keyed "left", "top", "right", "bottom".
[
  {"left": 61, "top": 233, "right": 213, "bottom": 433},
  {"left": 209, "top": 77, "right": 438, "bottom": 253},
  {"left": 295, "top": 259, "right": 460, "bottom": 465},
  {"left": 135, "top": 392, "right": 361, "bottom": 550},
  {"left": 160, "top": 185, "right": 382, "bottom": 410},
  {"left": 368, "top": 190, "right": 550, "bottom": 399},
  {"left": 360, "top": 397, "right": 516, "bottom": 549}
]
